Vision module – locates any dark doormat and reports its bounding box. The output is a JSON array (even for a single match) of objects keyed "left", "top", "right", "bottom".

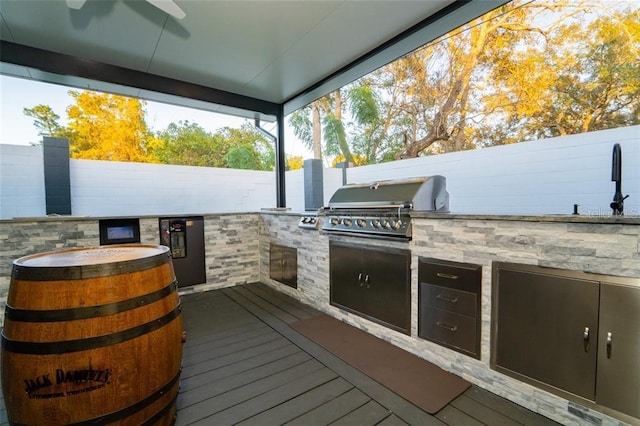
[{"left": 290, "top": 314, "right": 470, "bottom": 414}]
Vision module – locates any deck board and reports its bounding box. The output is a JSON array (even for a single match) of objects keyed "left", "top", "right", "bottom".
[
  {"left": 236, "top": 378, "right": 354, "bottom": 426},
  {"left": 329, "top": 399, "right": 392, "bottom": 425},
  {"left": 450, "top": 395, "right": 520, "bottom": 425},
  {"left": 284, "top": 387, "right": 371, "bottom": 425},
  {"left": 0, "top": 283, "right": 559, "bottom": 426},
  {"left": 463, "top": 386, "right": 559, "bottom": 426}
]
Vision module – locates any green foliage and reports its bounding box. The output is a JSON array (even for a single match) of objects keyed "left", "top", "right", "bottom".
[
  {"left": 288, "top": 108, "right": 313, "bottom": 150},
  {"left": 23, "top": 105, "right": 64, "bottom": 142},
  {"left": 348, "top": 84, "right": 379, "bottom": 125},
  {"left": 153, "top": 122, "right": 274, "bottom": 170},
  {"left": 322, "top": 113, "right": 353, "bottom": 163},
  {"left": 153, "top": 121, "right": 226, "bottom": 167}
]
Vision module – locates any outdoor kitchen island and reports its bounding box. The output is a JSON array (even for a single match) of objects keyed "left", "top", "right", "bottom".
[
  {"left": 0, "top": 211, "right": 638, "bottom": 425},
  {"left": 259, "top": 211, "right": 640, "bottom": 426}
]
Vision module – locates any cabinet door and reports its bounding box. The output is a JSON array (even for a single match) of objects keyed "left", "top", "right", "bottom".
[
  {"left": 363, "top": 247, "right": 411, "bottom": 334},
  {"left": 281, "top": 246, "right": 298, "bottom": 288},
  {"left": 493, "top": 266, "right": 599, "bottom": 400},
  {"left": 596, "top": 284, "right": 640, "bottom": 419},
  {"left": 269, "top": 243, "right": 283, "bottom": 282},
  {"left": 330, "top": 242, "right": 364, "bottom": 314}
]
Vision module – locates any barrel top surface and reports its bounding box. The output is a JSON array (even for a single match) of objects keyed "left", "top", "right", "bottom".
[{"left": 14, "top": 245, "right": 169, "bottom": 268}]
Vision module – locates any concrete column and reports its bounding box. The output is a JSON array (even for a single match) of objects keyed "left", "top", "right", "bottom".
[
  {"left": 303, "top": 159, "right": 323, "bottom": 211},
  {"left": 43, "top": 137, "right": 71, "bottom": 215}
]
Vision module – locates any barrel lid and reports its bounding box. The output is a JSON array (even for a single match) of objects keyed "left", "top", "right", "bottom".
[{"left": 12, "top": 245, "right": 171, "bottom": 280}]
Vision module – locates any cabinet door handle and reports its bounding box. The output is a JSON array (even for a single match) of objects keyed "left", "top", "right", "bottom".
[
  {"left": 364, "top": 274, "right": 371, "bottom": 289},
  {"left": 436, "top": 272, "right": 458, "bottom": 280},
  {"left": 583, "top": 326, "right": 590, "bottom": 352},
  {"left": 606, "top": 332, "right": 612, "bottom": 359},
  {"left": 436, "top": 294, "right": 458, "bottom": 304},
  {"left": 436, "top": 321, "right": 458, "bottom": 332},
  {"left": 358, "top": 273, "right": 364, "bottom": 286}
]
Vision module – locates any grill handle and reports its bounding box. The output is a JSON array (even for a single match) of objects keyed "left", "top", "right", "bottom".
[{"left": 327, "top": 202, "right": 413, "bottom": 210}]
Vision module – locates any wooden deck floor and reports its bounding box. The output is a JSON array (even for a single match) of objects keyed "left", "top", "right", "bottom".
[{"left": 1, "top": 283, "right": 558, "bottom": 425}]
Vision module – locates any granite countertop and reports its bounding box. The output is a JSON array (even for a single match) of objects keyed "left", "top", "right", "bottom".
[
  {"left": 410, "top": 211, "right": 640, "bottom": 224},
  {"left": 3, "top": 210, "right": 638, "bottom": 225}
]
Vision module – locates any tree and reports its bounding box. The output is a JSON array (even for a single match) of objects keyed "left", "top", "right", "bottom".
[
  {"left": 289, "top": 0, "right": 639, "bottom": 162},
  {"left": 289, "top": 84, "right": 385, "bottom": 165},
  {"left": 221, "top": 125, "right": 274, "bottom": 171},
  {"left": 153, "top": 122, "right": 274, "bottom": 170},
  {"left": 23, "top": 105, "right": 65, "bottom": 141},
  {"left": 483, "top": 2, "right": 640, "bottom": 142},
  {"left": 66, "top": 90, "right": 157, "bottom": 162},
  {"left": 153, "top": 121, "right": 226, "bottom": 167},
  {"left": 286, "top": 155, "right": 304, "bottom": 170}
]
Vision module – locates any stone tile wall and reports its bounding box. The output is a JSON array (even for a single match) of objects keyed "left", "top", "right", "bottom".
[
  {"left": 0, "top": 218, "right": 101, "bottom": 307},
  {"left": 259, "top": 214, "right": 640, "bottom": 426},
  {"left": 181, "top": 213, "right": 260, "bottom": 295},
  {"left": 409, "top": 218, "right": 640, "bottom": 426},
  {"left": 0, "top": 214, "right": 260, "bottom": 323}
]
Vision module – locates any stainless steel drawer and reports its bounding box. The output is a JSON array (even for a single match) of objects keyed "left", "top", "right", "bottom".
[
  {"left": 419, "top": 258, "right": 481, "bottom": 293},
  {"left": 419, "top": 307, "right": 477, "bottom": 356},
  {"left": 421, "top": 283, "right": 477, "bottom": 318}
]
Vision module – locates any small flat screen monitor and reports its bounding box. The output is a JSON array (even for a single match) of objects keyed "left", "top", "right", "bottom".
[{"left": 99, "top": 218, "right": 141, "bottom": 245}]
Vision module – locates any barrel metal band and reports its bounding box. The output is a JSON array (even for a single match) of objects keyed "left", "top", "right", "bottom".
[
  {"left": 4, "top": 280, "right": 178, "bottom": 322},
  {"left": 141, "top": 392, "right": 178, "bottom": 426},
  {"left": 11, "top": 251, "right": 171, "bottom": 281},
  {"left": 8, "top": 370, "right": 181, "bottom": 426},
  {"left": 1, "top": 303, "right": 182, "bottom": 354}
]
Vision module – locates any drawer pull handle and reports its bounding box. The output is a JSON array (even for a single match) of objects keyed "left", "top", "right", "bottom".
[
  {"left": 583, "top": 326, "right": 590, "bottom": 352},
  {"left": 436, "top": 272, "right": 458, "bottom": 280},
  {"left": 436, "top": 294, "right": 458, "bottom": 304},
  {"left": 436, "top": 321, "right": 458, "bottom": 332}
]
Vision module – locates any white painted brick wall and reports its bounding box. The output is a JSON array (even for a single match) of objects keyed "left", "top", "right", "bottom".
[
  {"left": 1, "top": 125, "right": 638, "bottom": 218},
  {"left": 69, "top": 160, "right": 276, "bottom": 216},
  {"left": 347, "top": 126, "right": 640, "bottom": 216},
  {"left": 0, "top": 144, "right": 45, "bottom": 218}
]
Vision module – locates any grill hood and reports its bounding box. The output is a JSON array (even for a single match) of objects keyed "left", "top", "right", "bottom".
[{"left": 326, "top": 175, "right": 449, "bottom": 212}]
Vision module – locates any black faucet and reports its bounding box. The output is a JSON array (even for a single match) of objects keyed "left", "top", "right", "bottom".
[{"left": 610, "top": 143, "right": 629, "bottom": 216}]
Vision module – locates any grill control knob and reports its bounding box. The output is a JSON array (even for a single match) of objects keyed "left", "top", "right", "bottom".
[
  {"left": 381, "top": 220, "right": 391, "bottom": 229},
  {"left": 356, "top": 219, "right": 367, "bottom": 227},
  {"left": 330, "top": 217, "right": 341, "bottom": 225},
  {"left": 391, "top": 220, "right": 402, "bottom": 230},
  {"left": 343, "top": 218, "right": 353, "bottom": 226},
  {"left": 371, "top": 219, "right": 381, "bottom": 228}
]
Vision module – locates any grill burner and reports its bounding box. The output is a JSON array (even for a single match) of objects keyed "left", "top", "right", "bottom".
[{"left": 322, "top": 175, "right": 449, "bottom": 240}]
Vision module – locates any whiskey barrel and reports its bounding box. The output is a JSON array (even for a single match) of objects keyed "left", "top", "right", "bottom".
[{"left": 1, "top": 245, "right": 183, "bottom": 425}]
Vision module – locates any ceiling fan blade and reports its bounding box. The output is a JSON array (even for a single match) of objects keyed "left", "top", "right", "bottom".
[
  {"left": 66, "top": 0, "right": 87, "bottom": 10},
  {"left": 146, "top": 0, "right": 186, "bottom": 19}
]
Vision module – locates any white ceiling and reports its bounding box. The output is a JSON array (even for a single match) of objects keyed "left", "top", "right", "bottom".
[{"left": 0, "top": 0, "right": 501, "bottom": 119}]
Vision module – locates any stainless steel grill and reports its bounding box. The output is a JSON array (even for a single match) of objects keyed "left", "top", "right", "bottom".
[{"left": 321, "top": 175, "right": 449, "bottom": 240}]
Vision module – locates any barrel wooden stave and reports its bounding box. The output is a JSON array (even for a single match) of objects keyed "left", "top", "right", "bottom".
[{"left": 1, "top": 245, "right": 183, "bottom": 425}]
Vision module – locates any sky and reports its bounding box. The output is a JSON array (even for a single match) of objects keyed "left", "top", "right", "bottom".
[{"left": 0, "top": 74, "right": 312, "bottom": 157}]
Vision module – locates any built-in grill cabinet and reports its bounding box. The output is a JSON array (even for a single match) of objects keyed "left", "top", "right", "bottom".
[
  {"left": 330, "top": 241, "right": 410, "bottom": 335},
  {"left": 492, "top": 263, "right": 640, "bottom": 422},
  {"left": 418, "top": 258, "right": 481, "bottom": 359},
  {"left": 269, "top": 243, "right": 297, "bottom": 289}
]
